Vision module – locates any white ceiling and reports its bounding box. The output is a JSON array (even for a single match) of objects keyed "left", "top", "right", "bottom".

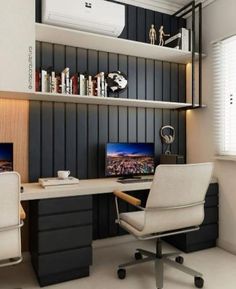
[{"left": 117, "top": 0, "right": 215, "bottom": 15}]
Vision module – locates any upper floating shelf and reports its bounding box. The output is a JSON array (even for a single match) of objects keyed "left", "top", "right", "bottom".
[
  {"left": 0, "top": 91, "right": 192, "bottom": 110},
  {"left": 35, "top": 23, "right": 202, "bottom": 64}
]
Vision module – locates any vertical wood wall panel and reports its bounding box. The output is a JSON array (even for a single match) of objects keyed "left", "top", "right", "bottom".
[
  {"left": 41, "top": 102, "right": 53, "bottom": 177},
  {"left": 53, "top": 103, "right": 65, "bottom": 175},
  {"left": 31, "top": 4, "right": 187, "bottom": 241},
  {"left": 77, "top": 104, "right": 88, "bottom": 179},
  {"left": 65, "top": 104, "right": 77, "bottom": 176}
]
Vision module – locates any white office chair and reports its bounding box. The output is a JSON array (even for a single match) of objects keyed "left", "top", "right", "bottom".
[
  {"left": 114, "top": 163, "right": 213, "bottom": 289},
  {"left": 0, "top": 172, "right": 25, "bottom": 268}
]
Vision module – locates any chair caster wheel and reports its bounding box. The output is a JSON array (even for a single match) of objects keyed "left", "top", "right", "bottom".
[
  {"left": 117, "top": 268, "right": 126, "bottom": 279},
  {"left": 135, "top": 252, "right": 142, "bottom": 260},
  {"left": 194, "top": 276, "right": 204, "bottom": 288},
  {"left": 175, "top": 256, "right": 184, "bottom": 264}
]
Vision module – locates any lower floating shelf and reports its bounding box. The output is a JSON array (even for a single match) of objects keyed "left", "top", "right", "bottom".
[{"left": 0, "top": 91, "right": 193, "bottom": 110}]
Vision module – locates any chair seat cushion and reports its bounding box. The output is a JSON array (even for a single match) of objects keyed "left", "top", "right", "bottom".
[{"left": 120, "top": 211, "right": 145, "bottom": 231}]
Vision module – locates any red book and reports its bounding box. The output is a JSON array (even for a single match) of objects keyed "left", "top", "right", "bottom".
[
  {"left": 35, "top": 70, "right": 41, "bottom": 92},
  {"left": 71, "top": 74, "right": 78, "bottom": 95}
]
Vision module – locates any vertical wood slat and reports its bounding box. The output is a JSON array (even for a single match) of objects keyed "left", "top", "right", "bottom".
[
  {"left": 53, "top": 103, "right": 65, "bottom": 175},
  {"left": 65, "top": 104, "right": 77, "bottom": 176},
  {"left": 41, "top": 102, "right": 53, "bottom": 178},
  {"left": 77, "top": 104, "right": 87, "bottom": 179},
  {"left": 29, "top": 101, "right": 41, "bottom": 182}
]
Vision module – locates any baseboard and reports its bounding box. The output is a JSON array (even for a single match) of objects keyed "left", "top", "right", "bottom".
[
  {"left": 217, "top": 239, "right": 236, "bottom": 255},
  {"left": 93, "top": 234, "right": 136, "bottom": 249}
]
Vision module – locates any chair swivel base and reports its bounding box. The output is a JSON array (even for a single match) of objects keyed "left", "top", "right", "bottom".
[{"left": 117, "top": 239, "right": 204, "bottom": 289}]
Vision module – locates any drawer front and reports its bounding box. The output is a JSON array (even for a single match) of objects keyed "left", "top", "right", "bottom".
[
  {"left": 38, "top": 225, "right": 92, "bottom": 254},
  {"left": 37, "top": 246, "right": 92, "bottom": 276},
  {"left": 205, "top": 195, "right": 218, "bottom": 208},
  {"left": 203, "top": 207, "right": 218, "bottom": 225},
  {"left": 38, "top": 195, "right": 92, "bottom": 215},
  {"left": 38, "top": 211, "right": 92, "bottom": 231},
  {"left": 187, "top": 224, "right": 218, "bottom": 244},
  {"left": 206, "top": 183, "right": 219, "bottom": 196}
]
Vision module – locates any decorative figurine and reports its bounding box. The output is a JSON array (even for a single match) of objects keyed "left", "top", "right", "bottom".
[
  {"left": 159, "top": 25, "right": 170, "bottom": 46},
  {"left": 149, "top": 24, "right": 157, "bottom": 45}
]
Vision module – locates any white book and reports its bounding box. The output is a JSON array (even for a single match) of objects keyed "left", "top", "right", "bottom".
[
  {"left": 61, "top": 71, "right": 66, "bottom": 94},
  {"left": 104, "top": 81, "right": 108, "bottom": 97},
  {"left": 80, "top": 74, "right": 85, "bottom": 95},
  {"left": 38, "top": 177, "right": 80, "bottom": 188},
  {"left": 88, "top": 75, "right": 93, "bottom": 96},
  {"left": 51, "top": 71, "right": 57, "bottom": 93},
  {"left": 41, "top": 70, "right": 48, "bottom": 92},
  {"left": 96, "top": 75, "right": 101, "bottom": 96},
  {"left": 70, "top": 79, "right": 73, "bottom": 94},
  {"left": 64, "top": 67, "right": 70, "bottom": 94},
  {"left": 100, "top": 72, "right": 105, "bottom": 97}
]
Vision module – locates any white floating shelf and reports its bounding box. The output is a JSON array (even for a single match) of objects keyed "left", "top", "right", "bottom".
[
  {"left": 0, "top": 91, "right": 192, "bottom": 109},
  {"left": 35, "top": 23, "right": 202, "bottom": 64}
]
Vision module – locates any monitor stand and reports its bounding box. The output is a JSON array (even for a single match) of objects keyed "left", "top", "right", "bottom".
[{"left": 118, "top": 175, "right": 141, "bottom": 181}]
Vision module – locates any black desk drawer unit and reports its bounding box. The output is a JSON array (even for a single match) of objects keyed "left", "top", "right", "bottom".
[
  {"left": 29, "top": 195, "right": 93, "bottom": 287},
  {"left": 164, "top": 183, "right": 219, "bottom": 253}
]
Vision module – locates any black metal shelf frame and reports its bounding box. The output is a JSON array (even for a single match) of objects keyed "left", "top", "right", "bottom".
[{"left": 174, "top": 0, "right": 203, "bottom": 110}]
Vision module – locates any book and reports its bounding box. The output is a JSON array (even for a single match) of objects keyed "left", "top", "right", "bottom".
[
  {"left": 35, "top": 70, "right": 41, "bottom": 92},
  {"left": 61, "top": 69, "right": 66, "bottom": 94},
  {"left": 95, "top": 74, "right": 101, "bottom": 96},
  {"left": 100, "top": 72, "right": 105, "bottom": 97},
  {"left": 41, "top": 70, "right": 48, "bottom": 92},
  {"left": 80, "top": 73, "right": 85, "bottom": 95},
  {"left": 38, "top": 177, "right": 80, "bottom": 188},
  {"left": 71, "top": 74, "right": 78, "bottom": 95},
  {"left": 64, "top": 67, "right": 70, "bottom": 94},
  {"left": 51, "top": 71, "right": 57, "bottom": 93}
]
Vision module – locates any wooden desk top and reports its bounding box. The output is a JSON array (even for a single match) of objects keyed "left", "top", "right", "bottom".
[
  {"left": 20, "top": 177, "right": 154, "bottom": 201},
  {"left": 21, "top": 176, "right": 218, "bottom": 201}
]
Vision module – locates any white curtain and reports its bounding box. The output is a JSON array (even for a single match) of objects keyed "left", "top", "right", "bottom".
[{"left": 213, "top": 35, "right": 236, "bottom": 156}]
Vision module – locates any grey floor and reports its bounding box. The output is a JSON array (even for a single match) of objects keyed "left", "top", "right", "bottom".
[{"left": 0, "top": 239, "right": 236, "bottom": 289}]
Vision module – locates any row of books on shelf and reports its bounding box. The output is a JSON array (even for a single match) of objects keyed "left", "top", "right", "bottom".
[
  {"left": 165, "top": 28, "right": 192, "bottom": 51},
  {"left": 35, "top": 68, "right": 108, "bottom": 97}
]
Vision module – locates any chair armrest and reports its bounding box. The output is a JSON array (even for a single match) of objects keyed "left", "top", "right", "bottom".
[
  {"left": 113, "top": 190, "right": 141, "bottom": 207},
  {"left": 20, "top": 204, "right": 26, "bottom": 220}
]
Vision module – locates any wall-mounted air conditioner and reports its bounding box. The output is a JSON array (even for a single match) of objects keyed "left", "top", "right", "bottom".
[{"left": 42, "top": 0, "right": 125, "bottom": 38}]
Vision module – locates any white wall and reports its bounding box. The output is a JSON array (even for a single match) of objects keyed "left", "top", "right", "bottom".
[{"left": 187, "top": 0, "right": 236, "bottom": 254}]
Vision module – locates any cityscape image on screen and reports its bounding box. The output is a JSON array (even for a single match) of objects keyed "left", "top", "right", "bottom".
[
  {"left": 0, "top": 143, "right": 13, "bottom": 172},
  {"left": 106, "top": 143, "right": 155, "bottom": 177}
]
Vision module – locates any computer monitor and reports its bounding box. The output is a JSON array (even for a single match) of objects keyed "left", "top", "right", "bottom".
[
  {"left": 0, "top": 143, "right": 13, "bottom": 172},
  {"left": 105, "top": 143, "right": 155, "bottom": 178}
]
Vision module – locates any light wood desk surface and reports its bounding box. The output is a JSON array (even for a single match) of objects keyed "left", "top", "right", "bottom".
[
  {"left": 20, "top": 177, "right": 154, "bottom": 201},
  {"left": 21, "top": 176, "right": 218, "bottom": 201}
]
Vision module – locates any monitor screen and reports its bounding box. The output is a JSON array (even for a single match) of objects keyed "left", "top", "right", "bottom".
[
  {"left": 105, "top": 143, "right": 155, "bottom": 177},
  {"left": 0, "top": 143, "right": 13, "bottom": 173}
]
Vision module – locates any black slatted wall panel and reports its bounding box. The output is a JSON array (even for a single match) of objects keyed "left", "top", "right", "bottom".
[{"left": 32, "top": 2, "right": 186, "bottom": 240}]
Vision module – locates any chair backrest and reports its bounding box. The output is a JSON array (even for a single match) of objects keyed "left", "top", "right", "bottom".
[
  {"left": 146, "top": 163, "right": 214, "bottom": 209},
  {"left": 0, "top": 172, "right": 22, "bottom": 262}
]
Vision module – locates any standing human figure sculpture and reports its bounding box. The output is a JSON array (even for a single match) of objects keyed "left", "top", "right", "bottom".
[
  {"left": 159, "top": 25, "right": 170, "bottom": 46},
  {"left": 149, "top": 24, "right": 157, "bottom": 45}
]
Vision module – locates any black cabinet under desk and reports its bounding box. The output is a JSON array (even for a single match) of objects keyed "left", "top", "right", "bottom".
[
  {"left": 29, "top": 195, "right": 93, "bottom": 287},
  {"left": 164, "top": 183, "right": 219, "bottom": 252}
]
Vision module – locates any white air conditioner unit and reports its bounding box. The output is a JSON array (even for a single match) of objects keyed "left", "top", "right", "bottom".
[{"left": 42, "top": 0, "right": 125, "bottom": 38}]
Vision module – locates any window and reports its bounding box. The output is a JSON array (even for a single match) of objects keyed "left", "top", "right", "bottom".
[{"left": 213, "top": 35, "right": 236, "bottom": 156}]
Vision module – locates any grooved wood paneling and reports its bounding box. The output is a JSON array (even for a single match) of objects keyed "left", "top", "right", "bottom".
[
  {"left": 33, "top": 2, "right": 187, "bottom": 240},
  {"left": 0, "top": 99, "right": 29, "bottom": 182}
]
